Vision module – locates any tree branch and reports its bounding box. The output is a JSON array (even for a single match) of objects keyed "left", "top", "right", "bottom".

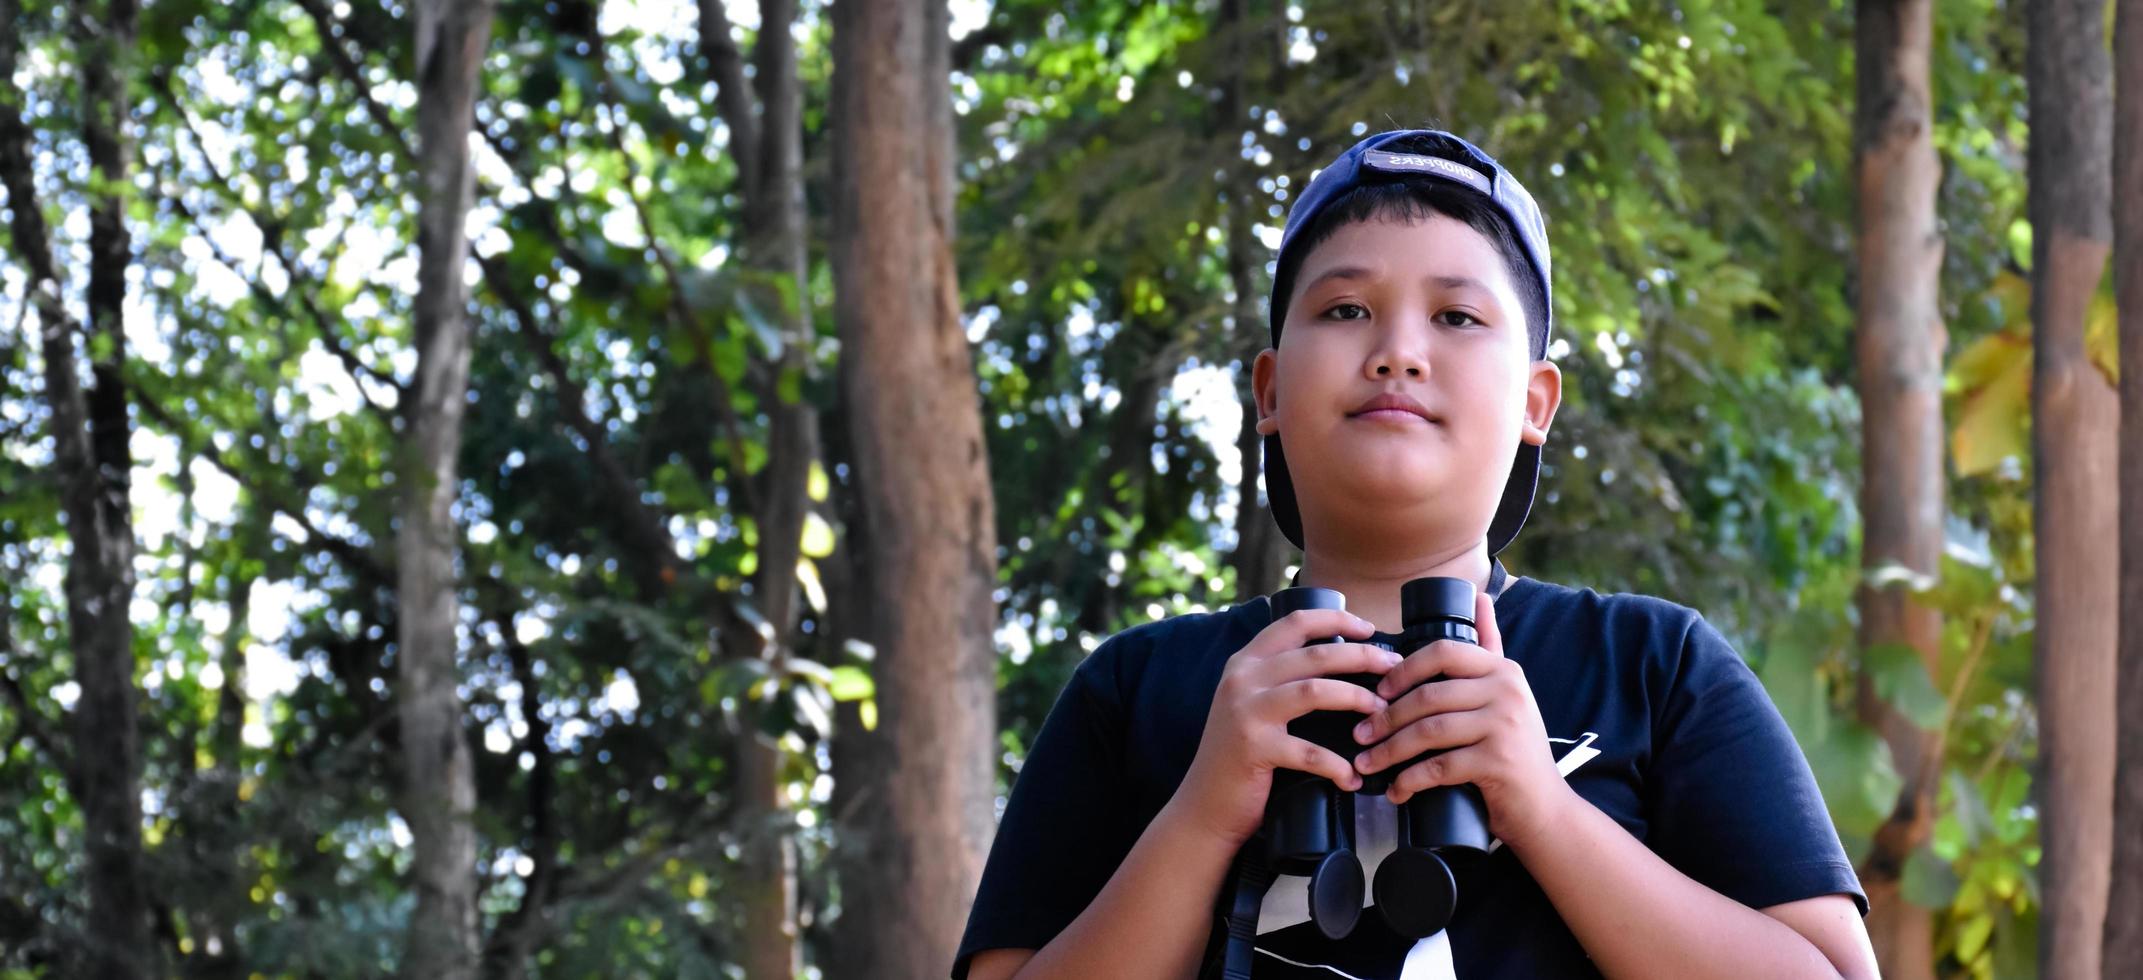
[
  {"left": 146, "top": 68, "right": 406, "bottom": 413},
  {"left": 133, "top": 388, "right": 392, "bottom": 587},
  {"left": 695, "top": 0, "right": 760, "bottom": 197},
  {"left": 476, "top": 586, "right": 557, "bottom": 980},
  {"left": 292, "top": 0, "right": 416, "bottom": 159}
]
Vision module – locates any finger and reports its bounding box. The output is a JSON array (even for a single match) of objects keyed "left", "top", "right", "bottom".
[
  {"left": 1376, "top": 638, "right": 1500, "bottom": 699},
  {"left": 1254, "top": 642, "right": 1404, "bottom": 687},
  {"left": 1353, "top": 675, "right": 1497, "bottom": 745},
  {"left": 1248, "top": 608, "right": 1377, "bottom": 661},
  {"left": 1252, "top": 677, "right": 1390, "bottom": 724},
  {"left": 1354, "top": 707, "right": 1493, "bottom": 775},
  {"left": 1475, "top": 591, "right": 1504, "bottom": 657},
  {"left": 1385, "top": 745, "right": 1486, "bottom": 804},
  {"left": 1270, "top": 733, "right": 1366, "bottom": 790}
]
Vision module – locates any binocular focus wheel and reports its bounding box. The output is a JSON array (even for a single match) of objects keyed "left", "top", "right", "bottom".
[
  {"left": 1372, "top": 847, "right": 1458, "bottom": 939},
  {"left": 1307, "top": 849, "right": 1365, "bottom": 941}
]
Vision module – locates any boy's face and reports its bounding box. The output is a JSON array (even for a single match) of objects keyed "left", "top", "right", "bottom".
[{"left": 1253, "top": 215, "right": 1562, "bottom": 550}]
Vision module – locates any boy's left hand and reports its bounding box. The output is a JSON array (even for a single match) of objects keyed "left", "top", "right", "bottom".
[{"left": 1348, "top": 590, "right": 1572, "bottom": 848}]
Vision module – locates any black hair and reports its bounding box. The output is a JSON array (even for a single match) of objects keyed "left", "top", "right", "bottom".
[{"left": 1270, "top": 134, "right": 1549, "bottom": 360}]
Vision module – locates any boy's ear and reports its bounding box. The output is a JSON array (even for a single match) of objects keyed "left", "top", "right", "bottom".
[
  {"left": 1520, "top": 359, "right": 1562, "bottom": 447},
  {"left": 1252, "top": 349, "right": 1281, "bottom": 436}
]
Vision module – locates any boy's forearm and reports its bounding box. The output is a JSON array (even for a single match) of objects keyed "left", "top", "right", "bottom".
[
  {"left": 1503, "top": 784, "right": 1849, "bottom": 979},
  {"left": 1013, "top": 798, "right": 1239, "bottom": 980}
]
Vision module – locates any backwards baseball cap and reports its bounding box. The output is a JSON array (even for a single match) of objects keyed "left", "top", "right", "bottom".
[{"left": 1262, "top": 130, "right": 1555, "bottom": 556}]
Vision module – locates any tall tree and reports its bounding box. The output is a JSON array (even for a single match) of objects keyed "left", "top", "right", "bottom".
[
  {"left": 2028, "top": 0, "right": 2119, "bottom": 975},
  {"left": 830, "top": 0, "right": 1003, "bottom": 973},
  {"left": 1221, "top": 0, "right": 1291, "bottom": 600},
  {"left": 696, "top": 0, "right": 817, "bottom": 974},
  {"left": 1850, "top": 2, "right": 1946, "bottom": 975},
  {"left": 0, "top": 0, "right": 156, "bottom": 974},
  {"left": 2102, "top": 0, "right": 2143, "bottom": 971},
  {"left": 398, "top": 1, "right": 496, "bottom": 976}
]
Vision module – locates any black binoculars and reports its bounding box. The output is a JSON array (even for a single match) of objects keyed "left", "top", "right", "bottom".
[{"left": 1215, "top": 578, "right": 1491, "bottom": 974}]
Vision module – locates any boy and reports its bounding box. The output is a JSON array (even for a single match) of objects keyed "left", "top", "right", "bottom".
[{"left": 954, "top": 131, "right": 1876, "bottom": 979}]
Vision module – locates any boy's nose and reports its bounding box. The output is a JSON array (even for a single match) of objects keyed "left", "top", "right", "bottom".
[{"left": 1367, "top": 345, "right": 1430, "bottom": 380}]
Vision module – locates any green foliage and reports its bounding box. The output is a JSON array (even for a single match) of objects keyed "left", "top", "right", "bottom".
[{"left": 0, "top": 0, "right": 2054, "bottom": 975}]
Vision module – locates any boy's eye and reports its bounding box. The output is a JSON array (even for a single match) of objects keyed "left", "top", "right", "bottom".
[
  {"left": 1322, "top": 302, "right": 1370, "bottom": 321},
  {"left": 1436, "top": 309, "right": 1485, "bottom": 328}
]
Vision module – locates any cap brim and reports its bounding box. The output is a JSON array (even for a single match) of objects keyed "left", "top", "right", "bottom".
[{"left": 1263, "top": 434, "right": 1538, "bottom": 557}]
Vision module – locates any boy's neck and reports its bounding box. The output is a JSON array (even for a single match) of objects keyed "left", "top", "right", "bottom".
[{"left": 1294, "top": 540, "right": 1494, "bottom": 634}]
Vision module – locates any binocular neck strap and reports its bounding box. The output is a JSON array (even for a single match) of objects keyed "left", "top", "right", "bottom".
[{"left": 1216, "top": 845, "right": 1275, "bottom": 980}]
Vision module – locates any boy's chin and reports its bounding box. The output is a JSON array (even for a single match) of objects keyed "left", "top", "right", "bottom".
[{"left": 1320, "top": 475, "right": 1491, "bottom": 520}]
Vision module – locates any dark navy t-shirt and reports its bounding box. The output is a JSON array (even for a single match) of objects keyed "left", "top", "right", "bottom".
[{"left": 952, "top": 572, "right": 1865, "bottom": 979}]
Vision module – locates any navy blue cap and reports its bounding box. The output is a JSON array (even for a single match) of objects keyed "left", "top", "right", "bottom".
[{"left": 1262, "top": 130, "right": 1554, "bottom": 557}]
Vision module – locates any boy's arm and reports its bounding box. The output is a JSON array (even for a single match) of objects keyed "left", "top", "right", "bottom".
[
  {"left": 972, "top": 796, "right": 1238, "bottom": 980},
  {"left": 1357, "top": 594, "right": 1874, "bottom": 979},
  {"left": 964, "top": 609, "right": 1397, "bottom": 980},
  {"left": 1505, "top": 782, "right": 1877, "bottom": 980}
]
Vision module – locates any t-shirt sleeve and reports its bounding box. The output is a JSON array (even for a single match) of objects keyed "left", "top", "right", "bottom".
[
  {"left": 951, "top": 653, "right": 1145, "bottom": 978},
  {"left": 1643, "top": 616, "right": 1868, "bottom": 915}
]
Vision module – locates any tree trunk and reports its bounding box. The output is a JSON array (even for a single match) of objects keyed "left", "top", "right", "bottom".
[
  {"left": 699, "top": 1, "right": 815, "bottom": 973},
  {"left": 1220, "top": 0, "right": 1291, "bottom": 602},
  {"left": 2028, "top": 1, "right": 2119, "bottom": 977},
  {"left": 830, "top": 0, "right": 1003, "bottom": 975},
  {"left": 2104, "top": 0, "right": 2143, "bottom": 971},
  {"left": 398, "top": 2, "right": 495, "bottom": 977},
  {"left": 1849, "top": 4, "right": 1946, "bottom": 976},
  {"left": 0, "top": 0, "right": 160, "bottom": 974}
]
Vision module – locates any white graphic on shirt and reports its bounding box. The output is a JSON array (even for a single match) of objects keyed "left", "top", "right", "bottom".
[
  {"left": 1255, "top": 733, "right": 1604, "bottom": 978},
  {"left": 1550, "top": 732, "right": 1602, "bottom": 777}
]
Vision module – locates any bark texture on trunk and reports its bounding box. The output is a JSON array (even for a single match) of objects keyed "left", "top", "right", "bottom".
[
  {"left": 0, "top": 1, "right": 157, "bottom": 974},
  {"left": 2028, "top": 1, "right": 2119, "bottom": 977},
  {"left": 2105, "top": 0, "right": 2143, "bottom": 971},
  {"left": 1850, "top": 4, "right": 1946, "bottom": 976},
  {"left": 830, "top": 0, "right": 1003, "bottom": 974},
  {"left": 398, "top": 3, "right": 495, "bottom": 977},
  {"left": 698, "top": 1, "right": 815, "bottom": 973},
  {"left": 1221, "top": 0, "right": 1292, "bottom": 602}
]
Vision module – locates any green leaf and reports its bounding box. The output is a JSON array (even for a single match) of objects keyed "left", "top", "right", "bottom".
[
  {"left": 827, "top": 665, "right": 874, "bottom": 702},
  {"left": 1865, "top": 642, "right": 1947, "bottom": 730},
  {"left": 1901, "top": 845, "right": 1960, "bottom": 908},
  {"left": 1955, "top": 909, "right": 1994, "bottom": 963}
]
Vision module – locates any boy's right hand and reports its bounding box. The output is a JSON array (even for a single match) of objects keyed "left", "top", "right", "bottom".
[{"left": 1169, "top": 609, "right": 1403, "bottom": 849}]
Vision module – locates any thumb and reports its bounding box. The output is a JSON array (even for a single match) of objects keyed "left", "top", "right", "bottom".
[{"left": 1475, "top": 589, "right": 1504, "bottom": 656}]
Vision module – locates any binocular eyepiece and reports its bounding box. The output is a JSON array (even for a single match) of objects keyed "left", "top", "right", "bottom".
[{"left": 1258, "top": 579, "right": 1492, "bottom": 942}]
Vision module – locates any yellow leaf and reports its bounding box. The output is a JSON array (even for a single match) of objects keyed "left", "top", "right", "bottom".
[
  {"left": 1948, "top": 328, "right": 2029, "bottom": 394},
  {"left": 807, "top": 460, "right": 829, "bottom": 502},
  {"left": 796, "top": 557, "right": 826, "bottom": 614},
  {"left": 800, "top": 512, "right": 835, "bottom": 559},
  {"left": 2085, "top": 286, "right": 2119, "bottom": 383},
  {"left": 1951, "top": 339, "right": 2032, "bottom": 477}
]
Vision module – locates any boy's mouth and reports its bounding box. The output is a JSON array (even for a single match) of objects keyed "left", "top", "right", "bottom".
[{"left": 1347, "top": 392, "right": 1438, "bottom": 424}]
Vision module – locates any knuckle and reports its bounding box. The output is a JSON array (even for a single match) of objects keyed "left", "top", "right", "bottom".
[{"left": 1299, "top": 742, "right": 1324, "bottom": 772}]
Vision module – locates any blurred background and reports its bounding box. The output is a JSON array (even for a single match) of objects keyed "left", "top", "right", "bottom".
[{"left": 2, "top": 0, "right": 2137, "bottom": 977}]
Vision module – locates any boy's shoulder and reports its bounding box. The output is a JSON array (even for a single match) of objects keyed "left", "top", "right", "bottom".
[
  {"left": 1075, "top": 601, "right": 1265, "bottom": 702},
  {"left": 1508, "top": 574, "right": 1722, "bottom": 643}
]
